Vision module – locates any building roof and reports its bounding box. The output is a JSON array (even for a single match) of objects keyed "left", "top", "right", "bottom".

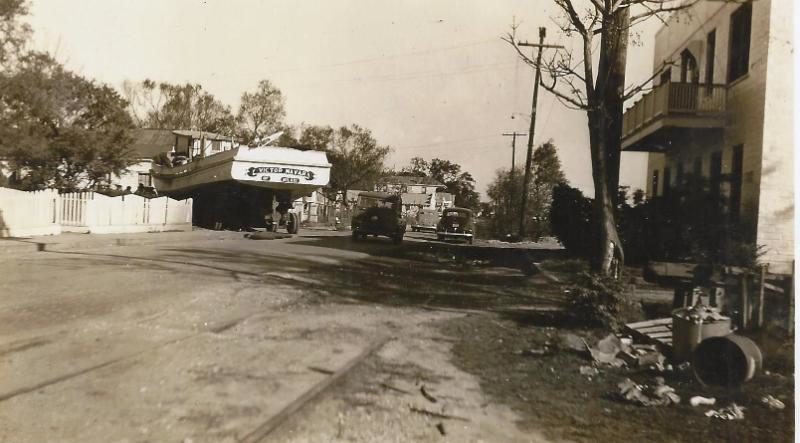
[
  {"left": 356, "top": 191, "right": 398, "bottom": 200},
  {"left": 378, "top": 175, "right": 446, "bottom": 188},
  {"left": 172, "top": 130, "right": 236, "bottom": 141},
  {"left": 127, "top": 129, "right": 175, "bottom": 159}
]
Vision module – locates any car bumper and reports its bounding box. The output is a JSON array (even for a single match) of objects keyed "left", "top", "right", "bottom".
[
  {"left": 437, "top": 231, "right": 473, "bottom": 239},
  {"left": 413, "top": 225, "right": 437, "bottom": 232}
]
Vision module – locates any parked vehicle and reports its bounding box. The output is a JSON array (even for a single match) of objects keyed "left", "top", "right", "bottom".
[
  {"left": 351, "top": 192, "right": 406, "bottom": 244},
  {"left": 436, "top": 207, "right": 475, "bottom": 244},
  {"left": 411, "top": 208, "right": 440, "bottom": 232}
]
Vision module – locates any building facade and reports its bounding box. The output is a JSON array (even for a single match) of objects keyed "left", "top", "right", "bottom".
[{"left": 622, "top": 0, "right": 793, "bottom": 273}]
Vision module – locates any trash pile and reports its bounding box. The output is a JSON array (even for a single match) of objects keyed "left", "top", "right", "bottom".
[
  {"left": 705, "top": 403, "right": 746, "bottom": 420},
  {"left": 617, "top": 377, "right": 680, "bottom": 406},
  {"left": 672, "top": 304, "right": 729, "bottom": 323},
  {"left": 585, "top": 333, "right": 669, "bottom": 372},
  {"left": 562, "top": 331, "right": 782, "bottom": 419}
]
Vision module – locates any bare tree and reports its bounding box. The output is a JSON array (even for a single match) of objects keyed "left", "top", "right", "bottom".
[{"left": 505, "top": 0, "right": 699, "bottom": 276}]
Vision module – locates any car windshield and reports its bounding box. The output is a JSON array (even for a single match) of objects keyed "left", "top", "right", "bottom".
[
  {"left": 443, "top": 209, "right": 467, "bottom": 218},
  {"left": 358, "top": 196, "right": 397, "bottom": 210}
]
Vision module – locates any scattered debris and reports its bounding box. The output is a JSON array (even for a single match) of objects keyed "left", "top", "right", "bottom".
[
  {"left": 513, "top": 348, "right": 549, "bottom": 357},
  {"left": 561, "top": 333, "right": 588, "bottom": 352},
  {"left": 673, "top": 305, "right": 728, "bottom": 323},
  {"left": 435, "top": 422, "right": 446, "bottom": 436},
  {"left": 380, "top": 382, "right": 411, "bottom": 395},
  {"left": 586, "top": 333, "right": 668, "bottom": 371},
  {"left": 617, "top": 377, "right": 680, "bottom": 406},
  {"left": 420, "top": 385, "right": 438, "bottom": 403},
  {"left": 409, "top": 406, "right": 470, "bottom": 422},
  {"left": 589, "top": 334, "right": 627, "bottom": 367},
  {"left": 689, "top": 396, "right": 716, "bottom": 407},
  {"left": 579, "top": 366, "right": 599, "bottom": 377},
  {"left": 761, "top": 395, "right": 786, "bottom": 410},
  {"left": 705, "top": 403, "right": 745, "bottom": 420},
  {"left": 307, "top": 366, "right": 335, "bottom": 375}
]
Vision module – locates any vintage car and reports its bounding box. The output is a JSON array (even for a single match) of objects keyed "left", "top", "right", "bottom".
[
  {"left": 411, "top": 208, "right": 440, "bottom": 232},
  {"left": 436, "top": 207, "right": 475, "bottom": 244},
  {"left": 351, "top": 192, "right": 406, "bottom": 244}
]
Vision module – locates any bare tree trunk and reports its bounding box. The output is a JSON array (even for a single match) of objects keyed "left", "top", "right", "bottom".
[
  {"left": 598, "top": 6, "right": 630, "bottom": 204},
  {"left": 588, "top": 110, "right": 624, "bottom": 277}
]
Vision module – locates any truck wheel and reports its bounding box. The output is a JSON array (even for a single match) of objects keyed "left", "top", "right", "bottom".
[
  {"left": 286, "top": 213, "right": 299, "bottom": 234},
  {"left": 351, "top": 229, "right": 359, "bottom": 241},
  {"left": 468, "top": 237, "right": 474, "bottom": 245}
]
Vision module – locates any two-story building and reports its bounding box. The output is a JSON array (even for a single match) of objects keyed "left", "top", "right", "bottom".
[
  {"left": 374, "top": 175, "right": 451, "bottom": 215},
  {"left": 621, "top": 0, "right": 793, "bottom": 273}
]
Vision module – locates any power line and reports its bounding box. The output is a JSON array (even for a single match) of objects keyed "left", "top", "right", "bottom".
[
  {"left": 288, "top": 61, "right": 517, "bottom": 89},
  {"left": 271, "top": 38, "right": 501, "bottom": 74},
  {"left": 392, "top": 134, "right": 499, "bottom": 151}
]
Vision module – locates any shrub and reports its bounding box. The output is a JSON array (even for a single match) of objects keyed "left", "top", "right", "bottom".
[
  {"left": 549, "top": 180, "right": 761, "bottom": 268},
  {"left": 549, "top": 184, "right": 593, "bottom": 256},
  {"left": 565, "top": 271, "right": 642, "bottom": 330}
]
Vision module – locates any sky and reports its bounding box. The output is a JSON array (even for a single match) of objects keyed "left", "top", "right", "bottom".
[{"left": 24, "top": 0, "right": 659, "bottom": 198}]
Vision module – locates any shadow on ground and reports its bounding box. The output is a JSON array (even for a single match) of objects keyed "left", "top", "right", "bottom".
[{"left": 45, "top": 235, "right": 570, "bottom": 324}]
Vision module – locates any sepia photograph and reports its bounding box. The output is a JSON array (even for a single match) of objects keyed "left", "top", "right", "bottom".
[{"left": 0, "top": 0, "right": 795, "bottom": 441}]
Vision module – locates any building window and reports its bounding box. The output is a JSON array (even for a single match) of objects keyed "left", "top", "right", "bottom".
[
  {"left": 728, "top": 2, "right": 752, "bottom": 83},
  {"left": 652, "top": 169, "right": 660, "bottom": 197},
  {"left": 138, "top": 173, "right": 152, "bottom": 187},
  {"left": 705, "top": 30, "right": 716, "bottom": 94}
]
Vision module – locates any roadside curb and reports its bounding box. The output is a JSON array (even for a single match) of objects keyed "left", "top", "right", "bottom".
[{"left": 0, "top": 231, "right": 241, "bottom": 256}]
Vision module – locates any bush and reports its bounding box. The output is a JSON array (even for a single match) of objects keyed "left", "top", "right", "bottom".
[
  {"left": 565, "top": 271, "right": 643, "bottom": 330},
  {"left": 549, "top": 184, "right": 593, "bottom": 256},
  {"left": 549, "top": 180, "right": 761, "bottom": 268},
  {"left": 618, "top": 177, "right": 761, "bottom": 267}
]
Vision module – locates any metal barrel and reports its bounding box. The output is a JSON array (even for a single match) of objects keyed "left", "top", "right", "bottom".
[{"left": 692, "top": 334, "right": 763, "bottom": 387}]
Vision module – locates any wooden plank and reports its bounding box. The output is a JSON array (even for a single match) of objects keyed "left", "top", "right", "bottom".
[
  {"left": 626, "top": 318, "right": 672, "bottom": 329},
  {"left": 635, "top": 324, "right": 672, "bottom": 333},
  {"left": 649, "top": 332, "right": 672, "bottom": 339}
]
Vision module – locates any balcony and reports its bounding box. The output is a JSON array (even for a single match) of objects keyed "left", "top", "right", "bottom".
[{"left": 622, "top": 82, "right": 727, "bottom": 152}]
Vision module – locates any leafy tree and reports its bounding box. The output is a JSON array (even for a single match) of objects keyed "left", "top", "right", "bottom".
[
  {"left": 123, "top": 80, "right": 235, "bottom": 134},
  {"left": 237, "top": 79, "right": 286, "bottom": 146},
  {"left": 486, "top": 141, "right": 566, "bottom": 239},
  {"left": 506, "top": 1, "right": 706, "bottom": 275},
  {"left": 0, "top": 0, "right": 30, "bottom": 70},
  {"left": 399, "top": 157, "right": 429, "bottom": 176},
  {"left": 0, "top": 53, "right": 135, "bottom": 191},
  {"left": 289, "top": 124, "right": 390, "bottom": 206},
  {"left": 299, "top": 125, "right": 335, "bottom": 152}
]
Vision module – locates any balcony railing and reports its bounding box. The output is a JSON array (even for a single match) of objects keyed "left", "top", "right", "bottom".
[{"left": 622, "top": 82, "right": 727, "bottom": 139}]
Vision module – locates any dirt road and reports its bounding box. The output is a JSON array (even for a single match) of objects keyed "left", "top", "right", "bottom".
[{"left": 0, "top": 230, "right": 556, "bottom": 442}]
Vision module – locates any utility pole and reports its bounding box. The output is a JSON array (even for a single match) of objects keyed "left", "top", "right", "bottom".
[
  {"left": 501, "top": 131, "right": 526, "bottom": 171},
  {"left": 502, "top": 131, "right": 526, "bottom": 231},
  {"left": 517, "top": 27, "right": 563, "bottom": 238}
]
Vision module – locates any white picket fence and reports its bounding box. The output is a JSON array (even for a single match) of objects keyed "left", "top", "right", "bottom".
[{"left": 0, "top": 187, "right": 192, "bottom": 237}]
